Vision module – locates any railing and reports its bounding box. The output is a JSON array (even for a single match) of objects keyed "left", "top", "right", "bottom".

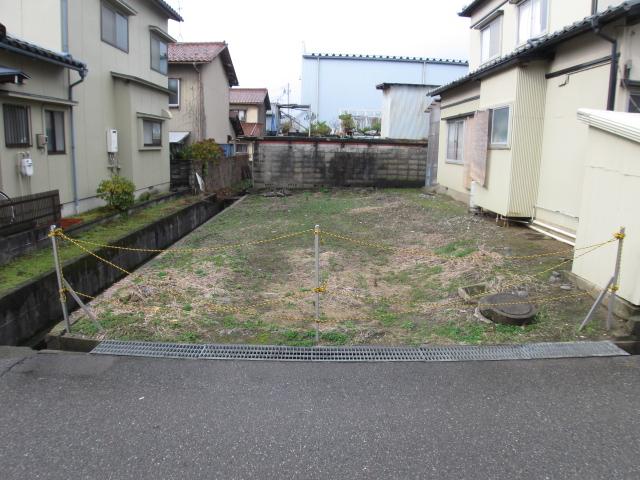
[{"left": 0, "top": 190, "right": 61, "bottom": 236}]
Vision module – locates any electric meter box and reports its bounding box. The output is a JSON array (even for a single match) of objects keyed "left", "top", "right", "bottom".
[
  {"left": 106, "top": 129, "right": 118, "bottom": 153},
  {"left": 20, "top": 157, "right": 33, "bottom": 176},
  {"left": 36, "top": 134, "right": 48, "bottom": 149}
]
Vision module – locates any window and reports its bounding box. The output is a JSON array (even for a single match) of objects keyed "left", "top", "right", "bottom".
[
  {"left": 235, "top": 143, "right": 248, "bottom": 153},
  {"left": 446, "top": 119, "right": 465, "bottom": 163},
  {"left": 45, "top": 110, "right": 65, "bottom": 154},
  {"left": 481, "top": 18, "right": 501, "bottom": 64},
  {"left": 236, "top": 109, "right": 247, "bottom": 121},
  {"left": 101, "top": 2, "right": 128, "bottom": 52},
  {"left": 628, "top": 91, "right": 640, "bottom": 113},
  {"left": 490, "top": 106, "right": 510, "bottom": 146},
  {"left": 151, "top": 34, "right": 168, "bottom": 74},
  {"left": 168, "top": 78, "right": 180, "bottom": 107},
  {"left": 518, "top": 0, "right": 548, "bottom": 44},
  {"left": 3, "top": 104, "right": 31, "bottom": 147},
  {"left": 143, "top": 120, "right": 162, "bottom": 147}
]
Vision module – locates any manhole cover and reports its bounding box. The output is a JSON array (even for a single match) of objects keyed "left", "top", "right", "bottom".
[{"left": 479, "top": 293, "right": 537, "bottom": 326}]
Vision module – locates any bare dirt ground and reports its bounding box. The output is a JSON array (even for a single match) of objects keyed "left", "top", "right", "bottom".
[{"left": 70, "top": 189, "right": 618, "bottom": 346}]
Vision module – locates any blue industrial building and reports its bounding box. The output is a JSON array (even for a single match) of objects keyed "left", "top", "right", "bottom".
[
  {"left": 301, "top": 53, "right": 468, "bottom": 130},
  {"left": 302, "top": 53, "right": 469, "bottom": 128}
]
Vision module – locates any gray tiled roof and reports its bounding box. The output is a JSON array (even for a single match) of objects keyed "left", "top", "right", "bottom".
[
  {"left": 432, "top": 0, "right": 640, "bottom": 96},
  {"left": 150, "top": 0, "right": 183, "bottom": 21},
  {"left": 0, "top": 35, "right": 86, "bottom": 72},
  {"left": 303, "top": 53, "right": 468, "bottom": 66}
]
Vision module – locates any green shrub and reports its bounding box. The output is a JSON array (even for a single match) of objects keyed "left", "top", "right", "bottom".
[
  {"left": 138, "top": 191, "right": 152, "bottom": 202},
  {"left": 338, "top": 113, "right": 356, "bottom": 134},
  {"left": 183, "top": 139, "right": 223, "bottom": 163},
  {"left": 96, "top": 175, "right": 136, "bottom": 212},
  {"left": 310, "top": 121, "right": 332, "bottom": 136}
]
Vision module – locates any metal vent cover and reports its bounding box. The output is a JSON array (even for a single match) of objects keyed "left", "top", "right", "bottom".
[{"left": 92, "top": 340, "right": 627, "bottom": 362}]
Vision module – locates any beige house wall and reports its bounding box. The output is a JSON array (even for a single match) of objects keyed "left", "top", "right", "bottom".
[
  {"left": 534, "top": 37, "right": 611, "bottom": 232},
  {"left": 167, "top": 64, "right": 203, "bottom": 141},
  {"left": 436, "top": 84, "right": 480, "bottom": 202},
  {"left": 572, "top": 120, "right": 640, "bottom": 305},
  {"left": 65, "top": 0, "right": 173, "bottom": 214},
  {"left": 0, "top": 0, "right": 63, "bottom": 52},
  {"left": 467, "top": 0, "right": 598, "bottom": 71},
  {"left": 472, "top": 68, "right": 519, "bottom": 215},
  {"left": 0, "top": 50, "right": 74, "bottom": 201},
  {"left": 201, "top": 57, "right": 234, "bottom": 144},
  {"left": 168, "top": 57, "right": 234, "bottom": 144}
]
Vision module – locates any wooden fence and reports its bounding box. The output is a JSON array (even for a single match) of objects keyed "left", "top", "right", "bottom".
[{"left": 0, "top": 190, "right": 61, "bottom": 237}]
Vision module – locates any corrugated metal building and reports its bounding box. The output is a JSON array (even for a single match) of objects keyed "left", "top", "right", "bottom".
[
  {"left": 301, "top": 53, "right": 468, "bottom": 129},
  {"left": 376, "top": 83, "right": 437, "bottom": 139}
]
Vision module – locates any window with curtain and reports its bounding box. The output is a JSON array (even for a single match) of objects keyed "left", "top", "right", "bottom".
[
  {"left": 3, "top": 104, "right": 31, "bottom": 147},
  {"left": 446, "top": 119, "right": 465, "bottom": 163},
  {"left": 143, "top": 120, "right": 162, "bottom": 147},
  {"left": 101, "top": 2, "right": 128, "bottom": 51},
  {"left": 151, "top": 34, "right": 168, "bottom": 74},
  {"left": 45, "top": 110, "right": 65, "bottom": 154},
  {"left": 518, "top": 0, "right": 548, "bottom": 44},
  {"left": 481, "top": 17, "right": 501, "bottom": 64}
]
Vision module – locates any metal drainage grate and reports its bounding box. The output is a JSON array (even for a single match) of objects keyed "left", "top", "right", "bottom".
[
  {"left": 91, "top": 340, "right": 204, "bottom": 359},
  {"left": 91, "top": 340, "right": 628, "bottom": 362}
]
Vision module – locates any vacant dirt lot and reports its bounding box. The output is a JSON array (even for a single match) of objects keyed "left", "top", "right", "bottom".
[{"left": 71, "top": 189, "right": 615, "bottom": 345}]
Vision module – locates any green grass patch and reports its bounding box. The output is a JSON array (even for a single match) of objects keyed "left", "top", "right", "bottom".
[
  {"left": 0, "top": 196, "right": 199, "bottom": 295},
  {"left": 434, "top": 240, "right": 477, "bottom": 258}
]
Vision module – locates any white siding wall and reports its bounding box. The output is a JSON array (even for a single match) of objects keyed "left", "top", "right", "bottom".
[{"left": 380, "top": 86, "right": 434, "bottom": 140}]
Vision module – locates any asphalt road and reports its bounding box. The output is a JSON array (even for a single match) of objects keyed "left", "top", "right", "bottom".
[{"left": 1, "top": 350, "right": 639, "bottom": 479}]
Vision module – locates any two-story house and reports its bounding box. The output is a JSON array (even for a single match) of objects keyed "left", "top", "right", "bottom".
[
  {"left": 1, "top": 0, "right": 183, "bottom": 215},
  {"left": 433, "top": 0, "right": 640, "bottom": 243},
  {"left": 229, "top": 87, "right": 270, "bottom": 160},
  {"left": 167, "top": 42, "right": 241, "bottom": 153},
  {"left": 0, "top": 22, "right": 87, "bottom": 208}
]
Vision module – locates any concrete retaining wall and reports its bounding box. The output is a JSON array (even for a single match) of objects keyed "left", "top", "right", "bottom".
[
  {"left": 0, "top": 196, "right": 226, "bottom": 346},
  {"left": 253, "top": 138, "right": 428, "bottom": 189}
]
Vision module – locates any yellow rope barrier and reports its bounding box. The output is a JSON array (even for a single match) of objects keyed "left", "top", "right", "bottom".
[
  {"left": 49, "top": 223, "right": 623, "bottom": 327},
  {"left": 54, "top": 228, "right": 314, "bottom": 254},
  {"left": 58, "top": 233, "right": 132, "bottom": 276}
]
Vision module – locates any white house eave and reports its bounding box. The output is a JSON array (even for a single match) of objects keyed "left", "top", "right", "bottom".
[{"left": 577, "top": 108, "right": 640, "bottom": 144}]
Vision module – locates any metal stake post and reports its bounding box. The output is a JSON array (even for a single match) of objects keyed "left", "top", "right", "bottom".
[
  {"left": 606, "top": 227, "right": 625, "bottom": 331},
  {"left": 314, "top": 224, "right": 320, "bottom": 342},
  {"left": 579, "top": 227, "right": 625, "bottom": 332},
  {"left": 50, "top": 225, "right": 71, "bottom": 333}
]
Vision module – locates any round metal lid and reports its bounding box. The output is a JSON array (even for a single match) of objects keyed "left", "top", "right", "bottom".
[{"left": 479, "top": 293, "right": 536, "bottom": 319}]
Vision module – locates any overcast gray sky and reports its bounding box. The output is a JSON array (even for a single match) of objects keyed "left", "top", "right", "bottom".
[{"left": 168, "top": 0, "right": 471, "bottom": 104}]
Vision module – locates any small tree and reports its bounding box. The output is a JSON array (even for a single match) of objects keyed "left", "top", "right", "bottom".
[
  {"left": 310, "top": 121, "right": 332, "bottom": 136},
  {"left": 183, "top": 138, "right": 223, "bottom": 163},
  {"left": 370, "top": 118, "right": 381, "bottom": 134},
  {"left": 182, "top": 139, "right": 224, "bottom": 191},
  {"left": 96, "top": 175, "right": 135, "bottom": 212},
  {"left": 339, "top": 113, "right": 356, "bottom": 135}
]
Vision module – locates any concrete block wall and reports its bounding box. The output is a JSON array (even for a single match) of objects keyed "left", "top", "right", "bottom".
[{"left": 253, "top": 138, "right": 428, "bottom": 189}]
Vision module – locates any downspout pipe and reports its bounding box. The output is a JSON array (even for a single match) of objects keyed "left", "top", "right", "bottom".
[
  {"left": 591, "top": 19, "right": 618, "bottom": 111},
  {"left": 69, "top": 68, "right": 87, "bottom": 214}
]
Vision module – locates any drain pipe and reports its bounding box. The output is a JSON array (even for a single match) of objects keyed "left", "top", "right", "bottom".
[
  {"left": 69, "top": 68, "right": 87, "bottom": 214},
  {"left": 591, "top": 19, "right": 618, "bottom": 111}
]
